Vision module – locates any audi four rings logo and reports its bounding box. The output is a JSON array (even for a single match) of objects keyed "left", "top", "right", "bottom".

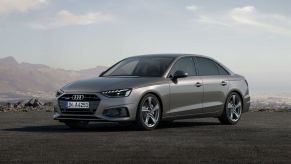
[{"left": 72, "top": 95, "right": 84, "bottom": 100}]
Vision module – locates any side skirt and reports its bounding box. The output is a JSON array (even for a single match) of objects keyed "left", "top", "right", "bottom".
[{"left": 162, "top": 111, "right": 222, "bottom": 121}]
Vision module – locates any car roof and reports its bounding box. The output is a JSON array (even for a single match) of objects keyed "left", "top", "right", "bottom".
[{"left": 128, "top": 53, "right": 207, "bottom": 59}]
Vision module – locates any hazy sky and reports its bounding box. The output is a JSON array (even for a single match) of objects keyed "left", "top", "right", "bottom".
[{"left": 0, "top": 0, "right": 291, "bottom": 91}]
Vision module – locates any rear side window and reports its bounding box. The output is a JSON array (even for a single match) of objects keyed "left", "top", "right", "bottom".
[
  {"left": 170, "top": 57, "right": 197, "bottom": 76},
  {"left": 196, "top": 57, "right": 219, "bottom": 76}
]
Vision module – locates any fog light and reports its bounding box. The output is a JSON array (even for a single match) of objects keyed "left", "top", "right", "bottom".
[{"left": 103, "top": 107, "right": 129, "bottom": 118}]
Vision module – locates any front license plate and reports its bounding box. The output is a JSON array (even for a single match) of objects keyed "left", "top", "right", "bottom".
[{"left": 66, "top": 102, "right": 89, "bottom": 109}]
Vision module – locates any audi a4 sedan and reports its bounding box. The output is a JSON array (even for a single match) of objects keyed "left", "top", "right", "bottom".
[{"left": 54, "top": 54, "right": 250, "bottom": 130}]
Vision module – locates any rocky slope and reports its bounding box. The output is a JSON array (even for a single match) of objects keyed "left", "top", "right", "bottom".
[{"left": 0, "top": 56, "right": 107, "bottom": 100}]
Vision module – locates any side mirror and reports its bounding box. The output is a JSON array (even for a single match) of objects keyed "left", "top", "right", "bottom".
[{"left": 172, "top": 70, "right": 188, "bottom": 79}]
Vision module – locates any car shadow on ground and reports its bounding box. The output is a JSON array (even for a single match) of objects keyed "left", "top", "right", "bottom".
[{"left": 2, "top": 121, "right": 221, "bottom": 133}]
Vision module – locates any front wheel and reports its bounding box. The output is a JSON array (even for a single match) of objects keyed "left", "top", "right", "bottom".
[
  {"left": 136, "top": 94, "right": 161, "bottom": 130},
  {"left": 64, "top": 120, "right": 89, "bottom": 129},
  {"left": 219, "top": 92, "right": 243, "bottom": 125}
]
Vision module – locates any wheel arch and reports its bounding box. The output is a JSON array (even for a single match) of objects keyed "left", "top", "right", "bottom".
[
  {"left": 137, "top": 91, "right": 164, "bottom": 119},
  {"left": 226, "top": 89, "right": 244, "bottom": 111}
]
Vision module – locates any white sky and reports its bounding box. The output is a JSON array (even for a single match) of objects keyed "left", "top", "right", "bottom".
[{"left": 0, "top": 0, "right": 291, "bottom": 92}]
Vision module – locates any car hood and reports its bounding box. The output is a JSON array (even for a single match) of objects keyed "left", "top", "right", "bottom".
[{"left": 61, "top": 77, "right": 166, "bottom": 93}]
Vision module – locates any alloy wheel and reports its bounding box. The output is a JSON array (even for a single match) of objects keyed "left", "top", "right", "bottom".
[
  {"left": 227, "top": 94, "right": 242, "bottom": 122},
  {"left": 141, "top": 96, "right": 160, "bottom": 128}
]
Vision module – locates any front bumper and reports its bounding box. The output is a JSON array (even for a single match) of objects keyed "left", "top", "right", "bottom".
[{"left": 53, "top": 92, "right": 139, "bottom": 122}]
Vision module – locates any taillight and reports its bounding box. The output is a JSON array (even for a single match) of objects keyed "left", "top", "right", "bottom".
[{"left": 245, "top": 79, "right": 248, "bottom": 87}]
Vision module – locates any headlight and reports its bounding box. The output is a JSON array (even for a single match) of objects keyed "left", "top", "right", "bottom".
[
  {"left": 101, "top": 88, "right": 132, "bottom": 98},
  {"left": 56, "top": 89, "right": 64, "bottom": 97}
]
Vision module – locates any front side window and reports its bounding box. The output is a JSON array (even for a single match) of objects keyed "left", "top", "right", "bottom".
[
  {"left": 196, "top": 57, "right": 220, "bottom": 76},
  {"left": 102, "top": 57, "right": 174, "bottom": 77},
  {"left": 170, "top": 57, "right": 196, "bottom": 76}
]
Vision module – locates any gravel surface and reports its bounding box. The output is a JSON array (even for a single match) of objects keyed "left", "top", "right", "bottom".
[{"left": 0, "top": 112, "right": 291, "bottom": 164}]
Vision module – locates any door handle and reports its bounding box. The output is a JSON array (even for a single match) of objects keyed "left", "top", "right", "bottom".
[
  {"left": 195, "top": 82, "right": 202, "bottom": 87},
  {"left": 221, "top": 81, "right": 227, "bottom": 86}
]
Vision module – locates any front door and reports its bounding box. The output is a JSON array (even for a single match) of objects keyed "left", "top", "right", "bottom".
[{"left": 167, "top": 57, "right": 204, "bottom": 117}]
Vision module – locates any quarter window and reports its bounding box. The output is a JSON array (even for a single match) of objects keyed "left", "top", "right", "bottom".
[
  {"left": 170, "top": 57, "right": 196, "bottom": 76},
  {"left": 217, "top": 64, "right": 230, "bottom": 75},
  {"left": 196, "top": 57, "right": 219, "bottom": 76}
]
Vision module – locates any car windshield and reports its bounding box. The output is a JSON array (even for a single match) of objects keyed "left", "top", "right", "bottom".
[{"left": 102, "top": 57, "right": 175, "bottom": 77}]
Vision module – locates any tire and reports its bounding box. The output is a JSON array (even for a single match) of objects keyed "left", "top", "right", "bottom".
[
  {"left": 64, "top": 120, "right": 89, "bottom": 129},
  {"left": 219, "top": 92, "right": 243, "bottom": 125},
  {"left": 136, "top": 94, "right": 162, "bottom": 130}
]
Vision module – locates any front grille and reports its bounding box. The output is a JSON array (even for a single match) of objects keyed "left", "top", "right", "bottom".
[
  {"left": 58, "top": 94, "right": 100, "bottom": 101},
  {"left": 58, "top": 94, "right": 100, "bottom": 114},
  {"left": 57, "top": 115, "right": 100, "bottom": 120}
]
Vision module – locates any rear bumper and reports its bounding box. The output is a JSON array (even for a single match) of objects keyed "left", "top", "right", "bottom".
[
  {"left": 53, "top": 92, "right": 139, "bottom": 122},
  {"left": 243, "top": 95, "right": 251, "bottom": 113}
]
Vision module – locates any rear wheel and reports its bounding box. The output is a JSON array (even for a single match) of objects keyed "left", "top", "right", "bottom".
[
  {"left": 219, "top": 92, "right": 242, "bottom": 125},
  {"left": 64, "top": 120, "right": 89, "bottom": 129},
  {"left": 136, "top": 94, "right": 161, "bottom": 130}
]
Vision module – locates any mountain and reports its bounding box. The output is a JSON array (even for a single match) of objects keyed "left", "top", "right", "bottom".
[{"left": 0, "top": 56, "right": 107, "bottom": 100}]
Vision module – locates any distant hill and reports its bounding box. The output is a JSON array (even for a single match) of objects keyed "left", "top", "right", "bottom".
[{"left": 0, "top": 56, "right": 107, "bottom": 100}]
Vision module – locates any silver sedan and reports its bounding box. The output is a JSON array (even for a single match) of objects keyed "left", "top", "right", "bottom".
[{"left": 54, "top": 54, "right": 250, "bottom": 130}]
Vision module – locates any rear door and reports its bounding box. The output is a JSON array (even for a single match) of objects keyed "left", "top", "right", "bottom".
[
  {"left": 194, "top": 57, "right": 229, "bottom": 113},
  {"left": 167, "top": 57, "right": 203, "bottom": 117}
]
